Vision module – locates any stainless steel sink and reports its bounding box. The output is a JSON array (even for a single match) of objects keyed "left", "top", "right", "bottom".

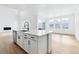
[{"left": 20, "top": 29, "right": 29, "bottom": 32}]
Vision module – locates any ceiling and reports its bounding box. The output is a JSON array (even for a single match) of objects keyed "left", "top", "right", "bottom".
[
  {"left": 1, "top": 4, "right": 79, "bottom": 17},
  {"left": 1, "top": 4, "right": 78, "bottom": 11}
]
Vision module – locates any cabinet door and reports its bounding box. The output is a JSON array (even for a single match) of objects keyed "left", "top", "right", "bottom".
[
  {"left": 17, "top": 33, "right": 21, "bottom": 46},
  {"left": 38, "top": 35, "right": 47, "bottom": 54},
  {"left": 17, "top": 32, "right": 24, "bottom": 49},
  {"left": 23, "top": 34, "right": 30, "bottom": 53},
  {"left": 29, "top": 36, "right": 38, "bottom": 54},
  {"left": 24, "top": 37, "right": 29, "bottom": 53},
  {"left": 20, "top": 35, "right": 24, "bottom": 49},
  {"left": 13, "top": 31, "right": 17, "bottom": 43}
]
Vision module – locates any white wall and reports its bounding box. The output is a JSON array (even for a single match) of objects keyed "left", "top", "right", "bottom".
[
  {"left": 17, "top": 6, "right": 38, "bottom": 34},
  {"left": 0, "top": 5, "right": 18, "bottom": 32}
]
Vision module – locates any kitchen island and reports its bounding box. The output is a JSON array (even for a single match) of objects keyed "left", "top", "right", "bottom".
[{"left": 16, "top": 30, "right": 52, "bottom": 54}]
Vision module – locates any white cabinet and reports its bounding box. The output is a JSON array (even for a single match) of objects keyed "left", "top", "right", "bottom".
[
  {"left": 17, "top": 33, "right": 30, "bottom": 53},
  {"left": 17, "top": 32, "right": 24, "bottom": 49},
  {"left": 23, "top": 34, "right": 38, "bottom": 54},
  {"left": 37, "top": 35, "right": 48, "bottom": 54},
  {"left": 17, "top": 32, "right": 48, "bottom": 54},
  {"left": 28, "top": 35, "right": 38, "bottom": 54},
  {"left": 23, "top": 34, "right": 30, "bottom": 53},
  {"left": 17, "top": 32, "right": 21, "bottom": 46},
  {"left": 20, "top": 34, "right": 24, "bottom": 48},
  {"left": 13, "top": 30, "right": 17, "bottom": 43}
]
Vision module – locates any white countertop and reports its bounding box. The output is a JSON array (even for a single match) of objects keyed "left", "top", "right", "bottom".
[
  {"left": 18, "top": 29, "right": 74, "bottom": 36},
  {"left": 19, "top": 30, "right": 50, "bottom": 36},
  {"left": 24, "top": 32, "right": 47, "bottom": 36}
]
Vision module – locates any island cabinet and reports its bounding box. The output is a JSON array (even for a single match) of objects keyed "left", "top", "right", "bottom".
[
  {"left": 23, "top": 34, "right": 38, "bottom": 54},
  {"left": 17, "top": 31, "right": 48, "bottom": 54},
  {"left": 17, "top": 31, "right": 25, "bottom": 49}
]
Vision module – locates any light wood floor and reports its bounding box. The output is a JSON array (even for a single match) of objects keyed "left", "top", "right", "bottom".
[
  {"left": 1, "top": 32, "right": 79, "bottom": 54},
  {"left": 52, "top": 34, "right": 79, "bottom": 54},
  {"left": 0, "top": 32, "right": 26, "bottom": 54}
]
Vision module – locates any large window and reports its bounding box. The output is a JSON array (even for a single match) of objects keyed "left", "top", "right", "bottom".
[
  {"left": 37, "top": 16, "right": 71, "bottom": 32},
  {"left": 49, "top": 17, "right": 70, "bottom": 30}
]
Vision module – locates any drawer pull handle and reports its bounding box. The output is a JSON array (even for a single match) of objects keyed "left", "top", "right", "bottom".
[{"left": 31, "top": 37, "right": 34, "bottom": 38}]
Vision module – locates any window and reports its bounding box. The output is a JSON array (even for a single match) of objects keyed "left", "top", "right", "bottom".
[
  {"left": 62, "top": 23, "right": 69, "bottom": 29},
  {"left": 61, "top": 18, "right": 70, "bottom": 29},
  {"left": 49, "top": 17, "right": 70, "bottom": 30},
  {"left": 38, "top": 22, "right": 45, "bottom": 30},
  {"left": 49, "top": 19, "right": 54, "bottom": 29},
  {"left": 54, "top": 18, "right": 61, "bottom": 29},
  {"left": 37, "top": 17, "right": 46, "bottom": 30},
  {"left": 55, "top": 23, "right": 61, "bottom": 29}
]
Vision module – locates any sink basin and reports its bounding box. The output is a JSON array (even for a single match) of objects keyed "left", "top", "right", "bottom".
[{"left": 20, "top": 29, "right": 29, "bottom": 32}]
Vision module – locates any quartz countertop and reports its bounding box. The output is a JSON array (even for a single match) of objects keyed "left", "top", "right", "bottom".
[{"left": 18, "top": 30, "right": 49, "bottom": 36}]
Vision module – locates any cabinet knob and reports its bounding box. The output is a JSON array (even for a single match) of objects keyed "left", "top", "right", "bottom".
[
  {"left": 25, "top": 35, "right": 27, "bottom": 36},
  {"left": 30, "top": 37, "right": 37, "bottom": 41}
]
